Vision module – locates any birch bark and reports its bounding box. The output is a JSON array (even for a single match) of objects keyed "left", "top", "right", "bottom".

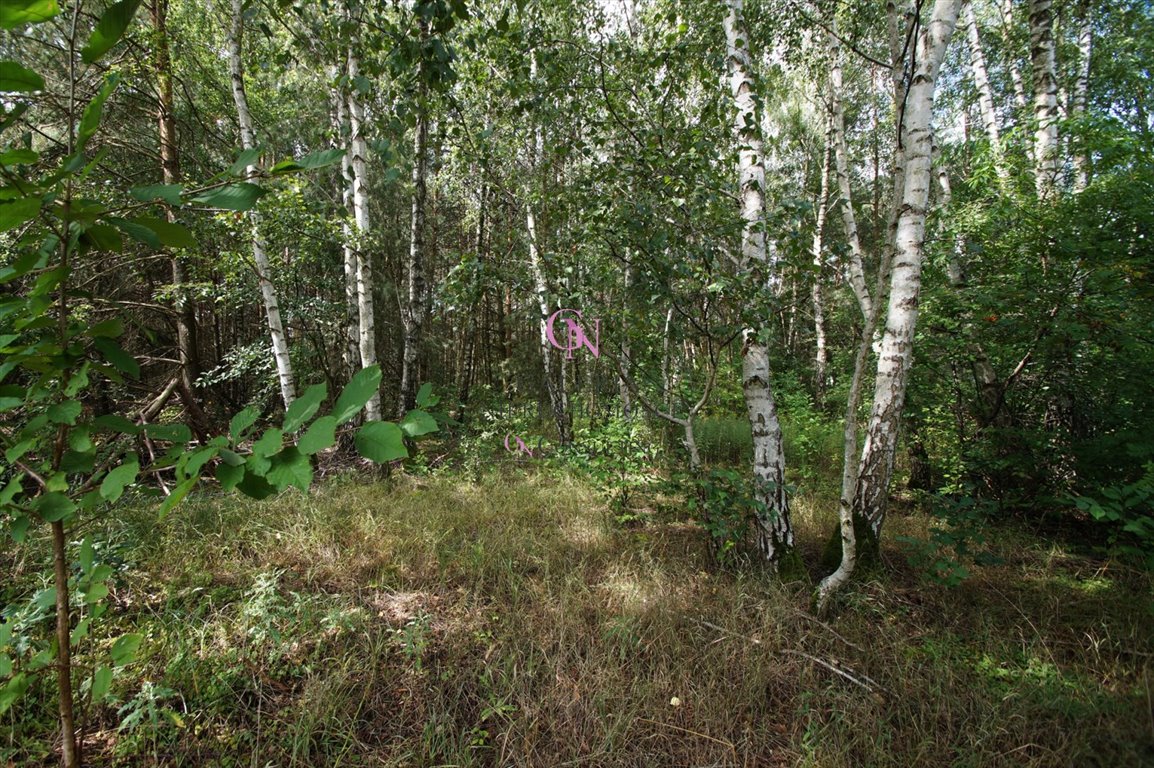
[
  {"left": 346, "top": 37, "right": 382, "bottom": 421},
  {"left": 399, "top": 19, "right": 430, "bottom": 417},
  {"left": 1029, "top": 0, "right": 1060, "bottom": 199},
  {"left": 812, "top": 138, "right": 831, "bottom": 400},
  {"left": 724, "top": 0, "right": 793, "bottom": 566},
  {"left": 964, "top": 1, "right": 1009, "bottom": 182},
  {"left": 851, "top": 0, "right": 964, "bottom": 546},
  {"left": 1071, "top": 3, "right": 1092, "bottom": 192},
  {"left": 227, "top": 0, "right": 296, "bottom": 410}
]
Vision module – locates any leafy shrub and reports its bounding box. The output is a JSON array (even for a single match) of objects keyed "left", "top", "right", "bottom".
[{"left": 1073, "top": 463, "right": 1154, "bottom": 568}]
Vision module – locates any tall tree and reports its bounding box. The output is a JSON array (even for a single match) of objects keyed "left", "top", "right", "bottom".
[
  {"left": 226, "top": 0, "right": 297, "bottom": 411},
  {"left": 849, "top": 0, "right": 964, "bottom": 557},
  {"left": 1029, "top": 0, "right": 1060, "bottom": 198},
  {"left": 400, "top": 15, "right": 430, "bottom": 417},
  {"left": 724, "top": 0, "right": 793, "bottom": 566}
]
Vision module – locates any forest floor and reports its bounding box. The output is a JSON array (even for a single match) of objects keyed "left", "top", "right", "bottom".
[{"left": 5, "top": 470, "right": 1154, "bottom": 767}]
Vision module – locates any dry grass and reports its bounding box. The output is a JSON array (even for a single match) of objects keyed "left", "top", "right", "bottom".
[{"left": 4, "top": 469, "right": 1153, "bottom": 766}]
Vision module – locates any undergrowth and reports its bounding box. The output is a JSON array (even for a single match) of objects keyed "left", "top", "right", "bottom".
[{"left": 2, "top": 471, "right": 1152, "bottom": 766}]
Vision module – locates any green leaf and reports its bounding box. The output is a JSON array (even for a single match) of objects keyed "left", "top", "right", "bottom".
[
  {"left": 0, "top": 196, "right": 40, "bottom": 233},
  {"left": 143, "top": 422, "right": 191, "bottom": 444},
  {"left": 229, "top": 406, "right": 260, "bottom": 443},
  {"left": 192, "top": 183, "right": 266, "bottom": 212},
  {"left": 236, "top": 467, "right": 276, "bottom": 499},
  {"left": 0, "top": 673, "right": 28, "bottom": 716},
  {"left": 415, "top": 382, "right": 436, "bottom": 408},
  {"left": 79, "top": 535, "right": 94, "bottom": 573},
  {"left": 9, "top": 514, "right": 31, "bottom": 543},
  {"left": 270, "top": 148, "right": 345, "bottom": 174},
  {"left": 216, "top": 461, "right": 244, "bottom": 490},
  {"left": 282, "top": 382, "right": 326, "bottom": 432},
  {"left": 0, "top": 475, "right": 23, "bottom": 506},
  {"left": 94, "top": 414, "right": 137, "bottom": 434},
  {"left": 77, "top": 73, "right": 120, "bottom": 150},
  {"left": 81, "top": 0, "right": 143, "bottom": 64},
  {"left": 0, "top": 0, "right": 58, "bottom": 29},
  {"left": 34, "top": 492, "right": 75, "bottom": 523},
  {"left": 81, "top": 222, "right": 123, "bottom": 252},
  {"left": 134, "top": 215, "right": 196, "bottom": 249},
  {"left": 108, "top": 217, "right": 160, "bottom": 248},
  {"left": 47, "top": 399, "right": 81, "bottom": 425},
  {"left": 297, "top": 415, "right": 336, "bottom": 455},
  {"left": 400, "top": 409, "right": 437, "bottom": 438},
  {"left": 229, "top": 147, "right": 262, "bottom": 175},
  {"left": 0, "top": 61, "right": 45, "bottom": 92},
  {"left": 333, "top": 365, "right": 381, "bottom": 424},
  {"left": 0, "top": 148, "right": 39, "bottom": 165},
  {"left": 158, "top": 477, "right": 196, "bottom": 519},
  {"left": 93, "top": 337, "right": 139, "bottom": 378},
  {"left": 266, "top": 447, "right": 312, "bottom": 493},
  {"left": 355, "top": 421, "right": 407, "bottom": 463},
  {"left": 84, "top": 582, "right": 109, "bottom": 604},
  {"left": 129, "top": 184, "right": 183, "bottom": 206},
  {"left": 100, "top": 455, "right": 138, "bottom": 502},
  {"left": 109, "top": 633, "right": 142, "bottom": 666},
  {"left": 90, "top": 665, "right": 112, "bottom": 702},
  {"left": 251, "top": 428, "right": 283, "bottom": 458},
  {"left": 90, "top": 318, "right": 124, "bottom": 338}
]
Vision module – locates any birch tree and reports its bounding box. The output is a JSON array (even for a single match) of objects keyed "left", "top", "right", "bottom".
[
  {"left": 345, "top": 19, "right": 382, "bottom": 421},
  {"left": 847, "top": 0, "right": 964, "bottom": 562},
  {"left": 399, "top": 16, "right": 430, "bottom": 418},
  {"left": 227, "top": 0, "right": 297, "bottom": 411},
  {"left": 1029, "top": 0, "right": 1060, "bottom": 198},
  {"left": 963, "top": 1, "right": 1009, "bottom": 183},
  {"left": 724, "top": 0, "right": 793, "bottom": 567}
]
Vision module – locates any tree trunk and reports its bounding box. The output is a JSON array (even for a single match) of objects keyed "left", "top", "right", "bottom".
[
  {"left": 151, "top": 0, "right": 203, "bottom": 428},
  {"left": 964, "top": 1, "right": 1009, "bottom": 182},
  {"left": 725, "top": 0, "right": 793, "bottom": 567},
  {"left": 399, "top": 21, "right": 430, "bottom": 417},
  {"left": 998, "top": 0, "right": 1030, "bottom": 111},
  {"left": 346, "top": 38, "right": 382, "bottom": 421},
  {"left": 527, "top": 50, "right": 572, "bottom": 444},
  {"left": 227, "top": 0, "right": 296, "bottom": 410},
  {"left": 1071, "top": 2, "right": 1092, "bottom": 192},
  {"left": 829, "top": 28, "right": 873, "bottom": 323},
  {"left": 851, "top": 0, "right": 963, "bottom": 547},
  {"left": 1029, "top": 0, "right": 1060, "bottom": 199},
  {"left": 812, "top": 136, "right": 831, "bottom": 402}
]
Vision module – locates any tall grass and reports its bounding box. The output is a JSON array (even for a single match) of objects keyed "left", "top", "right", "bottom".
[{"left": 3, "top": 472, "right": 1152, "bottom": 766}]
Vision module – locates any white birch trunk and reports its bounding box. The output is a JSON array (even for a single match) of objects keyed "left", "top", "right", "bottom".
[
  {"left": 527, "top": 52, "right": 571, "bottom": 444},
  {"left": 964, "top": 1, "right": 1009, "bottom": 182},
  {"left": 400, "top": 62, "right": 429, "bottom": 417},
  {"left": 829, "top": 29, "right": 873, "bottom": 323},
  {"left": 725, "top": 0, "right": 792, "bottom": 565},
  {"left": 346, "top": 42, "right": 381, "bottom": 421},
  {"left": 1029, "top": 0, "right": 1060, "bottom": 199},
  {"left": 852, "top": 0, "right": 963, "bottom": 541},
  {"left": 812, "top": 137, "right": 831, "bottom": 399},
  {"left": 1071, "top": 4, "right": 1092, "bottom": 192},
  {"left": 227, "top": 0, "right": 296, "bottom": 411},
  {"left": 999, "top": 0, "right": 1030, "bottom": 111}
]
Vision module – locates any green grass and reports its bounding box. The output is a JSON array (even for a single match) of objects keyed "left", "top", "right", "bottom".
[{"left": 3, "top": 470, "right": 1153, "bottom": 766}]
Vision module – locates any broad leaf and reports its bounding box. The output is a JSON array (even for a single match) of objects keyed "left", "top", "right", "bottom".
[
  {"left": 158, "top": 477, "right": 196, "bottom": 519},
  {"left": 192, "top": 182, "right": 265, "bottom": 212},
  {"left": 0, "top": 197, "right": 40, "bottom": 233},
  {"left": 400, "top": 409, "right": 437, "bottom": 438},
  {"left": 216, "top": 461, "right": 244, "bottom": 491},
  {"left": 0, "top": 61, "right": 44, "bottom": 92},
  {"left": 251, "top": 428, "right": 284, "bottom": 458},
  {"left": 333, "top": 365, "right": 381, "bottom": 424},
  {"left": 94, "top": 337, "right": 139, "bottom": 378},
  {"left": 0, "top": 0, "right": 58, "bottom": 29},
  {"left": 229, "top": 406, "right": 259, "bottom": 443},
  {"left": 297, "top": 415, "right": 336, "bottom": 455},
  {"left": 100, "top": 455, "right": 139, "bottom": 502},
  {"left": 77, "top": 73, "right": 120, "bottom": 151},
  {"left": 90, "top": 665, "right": 112, "bottom": 702},
  {"left": 0, "top": 148, "right": 38, "bottom": 165},
  {"left": 266, "top": 447, "right": 312, "bottom": 493},
  {"left": 133, "top": 215, "right": 196, "bottom": 249},
  {"left": 143, "top": 422, "right": 191, "bottom": 444},
  {"left": 355, "top": 421, "right": 407, "bottom": 463},
  {"left": 81, "top": 0, "right": 143, "bottom": 64},
  {"left": 129, "top": 184, "right": 182, "bottom": 206},
  {"left": 0, "top": 673, "right": 28, "bottom": 716},
  {"left": 34, "top": 492, "right": 76, "bottom": 523},
  {"left": 282, "top": 382, "right": 326, "bottom": 432},
  {"left": 109, "top": 633, "right": 142, "bottom": 666},
  {"left": 229, "top": 146, "right": 262, "bottom": 175}
]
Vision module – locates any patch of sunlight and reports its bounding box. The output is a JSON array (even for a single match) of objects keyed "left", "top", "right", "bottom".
[
  {"left": 1049, "top": 572, "right": 1115, "bottom": 594},
  {"left": 563, "top": 515, "right": 606, "bottom": 547},
  {"left": 974, "top": 653, "right": 1079, "bottom": 694},
  {"left": 599, "top": 565, "right": 668, "bottom": 612}
]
